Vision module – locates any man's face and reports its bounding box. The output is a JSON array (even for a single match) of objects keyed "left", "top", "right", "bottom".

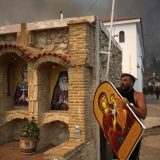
[
  {"left": 59, "top": 76, "right": 68, "bottom": 91},
  {"left": 61, "top": 76, "right": 68, "bottom": 84},
  {"left": 120, "top": 76, "right": 133, "bottom": 92}
]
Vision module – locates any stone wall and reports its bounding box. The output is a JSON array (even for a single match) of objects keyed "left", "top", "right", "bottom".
[
  {"left": 99, "top": 22, "right": 122, "bottom": 86},
  {"left": 0, "top": 33, "right": 17, "bottom": 42},
  {"left": 31, "top": 28, "right": 69, "bottom": 52}
]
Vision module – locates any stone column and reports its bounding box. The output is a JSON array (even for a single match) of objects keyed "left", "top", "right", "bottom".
[
  {"left": 68, "top": 19, "right": 97, "bottom": 160},
  {"left": 0, "top": 65, "right": 9, "bottom": 112},
  {"left": 28, "top": 62, "right": 39, "bottom": 121}
]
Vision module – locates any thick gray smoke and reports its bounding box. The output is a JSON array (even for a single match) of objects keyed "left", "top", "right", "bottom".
[
  {"left": 0, "top": 0, "right": 112, "bottom": 25},
  {"left": 0, "top": 0, "right": 159, "bottom": 76},
  {"left": 115, "top": 0, "right": 160, "bottom": 76}
]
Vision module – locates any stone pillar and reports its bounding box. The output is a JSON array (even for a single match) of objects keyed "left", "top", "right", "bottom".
[
  {"left": 0, "top": 65, "right": 9, "bottom": 112},
  {"left": 0, "top": 65, "right": 2, "bottom": 113},
  {"left": 28, "top": 62, "right": 39, "bottom": 121},
  {"left": 68, "top": 66, "right": 91, "bottom": 140},
  {"left": 68, "top": 19, "right": 97, "bottom": 160},
  {"left": 16, "top": 23, "right": 31, "bottom": 46}
]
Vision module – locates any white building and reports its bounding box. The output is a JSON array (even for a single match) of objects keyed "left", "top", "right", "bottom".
[{"left": 102, "top": 17, "right": 145, "bottom": 92}]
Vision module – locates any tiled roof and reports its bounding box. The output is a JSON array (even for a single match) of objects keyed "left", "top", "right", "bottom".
[
  {"left": 0, "top": 42, "right": 70, "bottom": 62},
  {"left": 145, "top": 76, "right": 160, "bottom": 82},
  {"left": 100, "top": 17, "right": 141, "bottom": 23}
]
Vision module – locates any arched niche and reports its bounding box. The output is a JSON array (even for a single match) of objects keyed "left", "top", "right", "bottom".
[
  {"left": 37, "top": 61, "right": 68, "bottom": 113},
  {"left": 0, "top": 118, "right": 27, "bottom": 144},
  {"left": 0, "top": 52, "right": 28, "bottom": 112},
  {"left": 38, "top": 121, "right": 69, "bottom": 150}
]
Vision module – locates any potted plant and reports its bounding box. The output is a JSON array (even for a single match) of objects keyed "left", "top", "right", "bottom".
[{"left": 20, "top": 117, "right": 40, "bottom": 154}]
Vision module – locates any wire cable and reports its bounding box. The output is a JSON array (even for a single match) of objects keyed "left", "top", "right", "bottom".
[{"left": 112, "top": 0, "right": 118, "bottom": 37}]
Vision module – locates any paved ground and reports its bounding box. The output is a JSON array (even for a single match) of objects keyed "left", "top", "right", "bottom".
[
  {"left": 140, "top": 94, "right": 160, "bottom": 160},
  {"left": 0, "top": 141, "right": 52, "bottom": 160},
  {"left": 0, "top": 95, "right": 159, "bottom": 160}
]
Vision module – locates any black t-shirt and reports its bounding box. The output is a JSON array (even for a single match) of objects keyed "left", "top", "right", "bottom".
[{"left": 117, "top": 87, "right": 136, "bottom": 106}]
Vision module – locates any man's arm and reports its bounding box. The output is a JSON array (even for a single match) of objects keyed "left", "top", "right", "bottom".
[
  {"left": 132, "top": 92, "right": 147, "bottom": 119},
  {"left": 122, "top": 92, "right": 147, "bottom": 119}
]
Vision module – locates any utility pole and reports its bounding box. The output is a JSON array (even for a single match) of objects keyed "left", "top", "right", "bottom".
[{"left": 106, "top": 0, "right": 116, "bottom": 80}]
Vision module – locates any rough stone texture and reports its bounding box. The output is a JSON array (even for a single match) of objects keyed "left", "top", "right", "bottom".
[
  {"left": 0, "top": 119, "right": 27, "bottom": 144},
  {"left": 31, "top": 28, "right": 69, "bottom": 52},
  {"left": 0, "top": 33, "right": 17, "bottom": 42},
  {"left": 0, "top": 16, "right": 122, "bottom": 160},
  {"left": 99, "top": 22, "right": 122, "bottom": 87}
]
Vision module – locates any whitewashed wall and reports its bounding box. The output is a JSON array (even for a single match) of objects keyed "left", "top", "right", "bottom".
[{"left": 104, "top": 20, "right": 144, "bottom": 92}]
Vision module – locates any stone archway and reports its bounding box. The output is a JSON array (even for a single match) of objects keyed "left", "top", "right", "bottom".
[
  {"left": 0, "top": 44, "right": 31, "bottom": 114},
  {"left": 28, "top": 54, "right": 70, "bottom": 120},
  {"left": 38, "top": 121, "right": 69, "bottom": 150},
  {"left": 0, "top": 118, "right": 27, "bottom": 144}
]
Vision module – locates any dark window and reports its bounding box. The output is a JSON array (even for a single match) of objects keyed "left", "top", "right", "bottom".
[{"left": 119, "top": 31, "right": 125, "bottom": 43}]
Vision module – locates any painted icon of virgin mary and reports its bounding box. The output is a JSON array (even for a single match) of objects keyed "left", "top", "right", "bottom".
[{"left": 14, "top": 65, "right": 28, "bottom": 106}]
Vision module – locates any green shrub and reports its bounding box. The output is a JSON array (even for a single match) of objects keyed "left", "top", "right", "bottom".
[{"left": 21, "top": 117, "right": 40, "bottom": 143}]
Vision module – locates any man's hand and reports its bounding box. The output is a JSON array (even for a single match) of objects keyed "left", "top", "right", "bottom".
[
  {"left": 59, "top": 95, "right": 63, "bottom": 104},
  {"left": 122, "top": 97, "right": 129, "bottom": 104},
  {"left": 19, "top": 94, "right": 25, "bottom": 101}
]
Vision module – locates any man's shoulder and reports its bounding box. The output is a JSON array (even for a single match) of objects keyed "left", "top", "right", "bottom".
[
  {"left": 134, "top": 91, "right": 145, "bottom": 98},
  {"left": 134, "top": 90, "right": 143, "bottom": 94}
]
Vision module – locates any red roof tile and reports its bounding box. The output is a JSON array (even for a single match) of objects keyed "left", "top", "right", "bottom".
[
  {"left": 0, "top": 42, "right": 70, "bottom": 63},
  {"left": 100, "top": 17, "right": 141, "bottom": 23}
]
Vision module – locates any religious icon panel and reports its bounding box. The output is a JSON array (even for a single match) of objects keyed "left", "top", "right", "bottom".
[
  {"left": 93, "top": 81, "right": 145, "bottom": 160},
  {"left": 14, "top": 65, "right": 28, "bottom": 106},
  {"left": 51, "top": 71, "right": 68, "bottom": 110}
]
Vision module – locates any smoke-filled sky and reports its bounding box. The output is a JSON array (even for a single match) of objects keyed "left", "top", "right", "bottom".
[{"left": 0, "top": 0, "right": 160, "bottom": 72}]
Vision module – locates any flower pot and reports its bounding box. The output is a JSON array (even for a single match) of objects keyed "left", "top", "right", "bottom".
[{"left": 20, "top": 136, "right": 37, "bottom": 154}]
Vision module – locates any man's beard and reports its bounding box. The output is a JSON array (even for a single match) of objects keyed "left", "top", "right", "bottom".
[
  {"left": 120, "top": 84, "right": 131, "bottom": 93},
  {"left": 59, "top": 81, "right": 68, "bottom": 91}
]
